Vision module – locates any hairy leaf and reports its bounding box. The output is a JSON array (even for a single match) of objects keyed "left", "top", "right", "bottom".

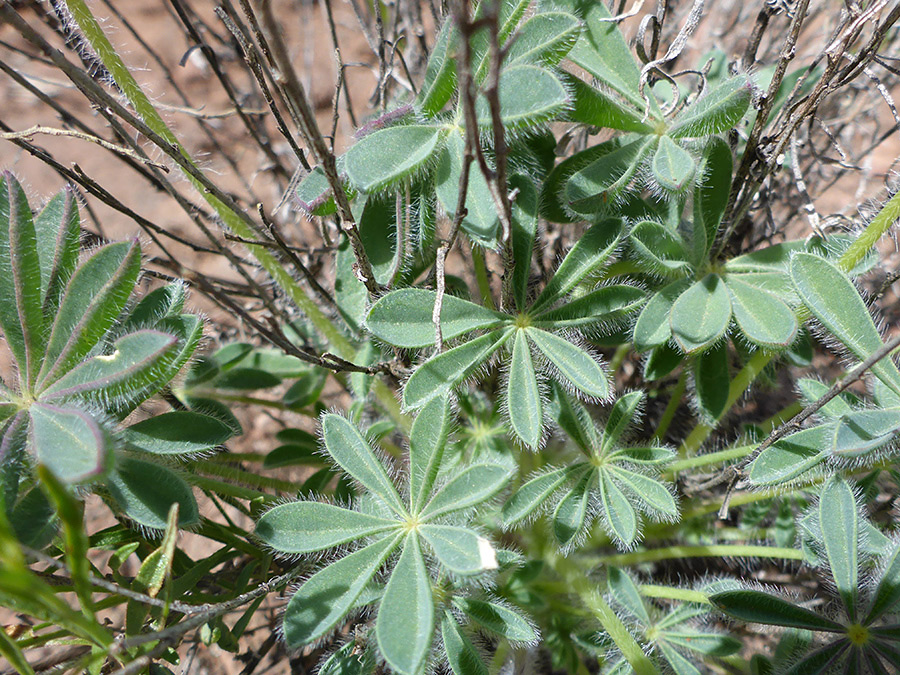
[
  {"left": 710, "top": 590, "right": 843, "bottom": 632},
  {"left": 31, "top": 403, "right": 110, "bottom": 484},
  {"left": 652, "top": 136, "right": 695, "bottom": 192},
  {"left": 669, "top": 76, "right": 752, "bottom": 139},
  {"left": 725, "top": 276, "right": 798, "bottom": 348},
  {"left": 106, "top": 457, "right": 198, "bottom": 529},
  {"left": 421, "top": 463, "right": 510, "bottom": 521},
  {"left": 565, "top": 138, "right": 653, "bottom": 214},
  {"left": 505, "top": 12, "right": 581, "bottom": 66},
  {"left": 345, "top": 125, "right": 446, "bottom": 192},
  {"left": 417, "top": 18, "right": 457, "bottom": 116},
  {"left": 508, "top": 330, "right": 543, "bottom": 448},
  {"left": 256, "top": 502, "right": 397, "bottom": 554},
  {"left": 527, "top": 328, "right": 609, "bottom": 400},
  {"left": 670, "top": 274, "right": 731, "bottom": 353},
  {"left": 420, "top": 524, "right": 496, "bottom": 575},
  {"left": 452, "top": 597, "right": 537, "bottom": 643}
]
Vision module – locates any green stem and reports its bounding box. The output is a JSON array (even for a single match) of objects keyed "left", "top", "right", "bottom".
[
  {"left": 472, "top": 246, "right": 496, "bottom": 310},
  {"left": 609, "top": 343, "right": 631, "bottom": 377},
  {"left": 638, "top": 585, "right": 709, "bottom": 605},
  {"left": 551, "top": 554, "right": 659, "bottom": 675},
  {"left": 667, "top": 444, "right": 755, "bottom": 474},
  {"left": 193, "top": 460, "right": 305, "bottom": 493},
  {"left": 593, "top": 544, "right": 803, "bottom": 567},
  {"left": 652, "top": 370, "right": 687, "bottom": 442},
  {"left": 838, "top": 189, "right": 900, "bottom": 274}
]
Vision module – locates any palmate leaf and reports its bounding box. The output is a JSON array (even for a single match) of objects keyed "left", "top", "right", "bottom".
[
  {"left": 403, "top": 329, "right": 514, "bottom": 409},
  {"left": 865, "top": 540, "right": 900, "bottom": 623},
  {"left": 353, "top": 195, "right": 401, "bottom": 286},
  {"left": 255, "top": 502, "right": 398, "bottom": 554},
  {"left": 562, "top": 72, "right": 654, "bottom": 133},
  {"left": 564, "top": 138, "right": 654, "bottom": 215},
  {"left": 409, "top": 395, "right": 452, "bottom": 513},
  {"left": 819, "top": 477, "right": 860, "bottom": 620},
  {"left": 526, "top": 328, "right": 609, "bottom": 400},
  {"left": 504, "top": 11, "right": 581, "bottom": 66},
  {"left": 693, "top": 342, "right": 729, "bottom": 421},
  {"left": 344, "top": 125, "right": 447, "bottom": 193},
  {"left": 452, "top": 596, "right": 537, "bottom": 643},
  {"left": 599, "top": 470, "right": 638, "bottom": 547},
  {"left": 420, "top": 463, "right": 510, "bottom": 520},
  {"left": 377, "top": 535, "right": 434, "bottom": 675},
  {"left": 693, "top": 137, "right": 732, "bottom": 256},
  {"left": 0, "top": 174, "right": 45, "bottom": 390},
  {"left": 419, "top": 525, "right": 496, "bottom": 575},
  {"left": 442, "top": 612, "right": 488, "bottom": 675},
  {"left": 629, "top": 220, "right": 691, "bottom": 278},
  {"left": 724, "top": 275, "right": 797, "bottom": 348},
  {"left": 321, "top": 413, "right": 407, "bottom": 515},
  {"left": 435, "top": 131, "right": 500, "bottom": 245},
  {"left": 632, "top": 279, "right": 692, "bottom": 351},
  {"left": 791, "top": 253, "right": 900, "bottom": 396},
  {"left": 416, "top": 17, "right": 457, "bottom": 116},
  {"left": 541, "top": 139, "right": 622, "bottom": 223},
  {"left": 532, "top": 284, "right": 645, "bottom": 330},
  {"left": 366, "top": 288, "right": 508, "bottom": 349},
  {"left": 652, "top": 136, "right": 695, "bottom": 192},
  {"left": 669, "top": 76, "right": 752, "bottom": 139},
  {"left": 710, "top": 590, "right": 844, "bottom": 632},
  {"left": 670, "top": 274, "right": 732, "bottom": 353},
  {"left": 122, "top": 411, "right": 232, "bottom": 455},
  {"left": 502, "top": 464, "right": 584, "bottom": 526},
  {"left": 33, "top": 188, "right": 80, "bottom": 318},
  {"left": 552, "top": 471, "right": 591, "bottom": 548},
  {"left": 30, "top": 403, "right": 110, "bottom": 484},
  {"left": 510, "top": 175, "right": 538, "bottom": 312},
  {"left": 105, "top": 456, "right": 198, "bottom": 529},
  {"left": 282, "top": 534, "right": 401, "bottom": 648},
  {"left": 476, "top": 65, "right": 568, "bottom": 130},
  {"left": 38, "top": 240, "right": 141, "bottom": 388},
  {"left": 508, "top": 330, "right": 543, "bottom": 448}
]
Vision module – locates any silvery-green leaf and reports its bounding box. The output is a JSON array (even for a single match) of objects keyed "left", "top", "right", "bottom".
[
  {"left": 282, "top": 534, "right": 400, "bottom": 647},
  {"left": 122, "top": 411, "right": 232, "bottom": 455},
  {"left": 504, "top": 12, "right": 581, "bottom": 66},
  {"left": 334, "top": 236, "right": 367, "bottom": 333},
  {"left": 670, "top": 274, "right": 732, "bottom": 354},
  {"left": 669, "top": 76, "right": 752, "bottom": 138},
  {"left": 33, "top": 188, "right": 80, "bottom": 318},
  {"left": 865, "top": 540, "right": 900, "bottom": 623},
  {"left": 796, "top": 378, "right": 854, "bottom": 419},
  {"left": 552, "top": 471, "right": 592, "bottom": 548},
  {"left": 725, "top": 276, "right": 797, "bottom": 348},
  {"left": 632, "top": 279, "right": 692, "bottom": 352},
  {"left": 693, "top": 137, "right": 732, "bottom": 255},
  {"left": 416, "top": 18, "right": 457, "bottom": 116},
  {"left": 419, "top": 524, "right": 496, "bottom": 575},
  {"left": 562, "top": 73, "right": 654, "bottom": 133},
  {"left": 819, "top": 477, "right": 859, "bottom": 620},
  {"left": 442, "top": 613, "right": 488, "bottom": 675},
  {"left": 106, "top": 457, "right": 198, "bottom": 529},
  {"left": 533, "top": 285, "right": 645, "bottom": 331},
  {"left": 527, "top": 328, "right": 609, "bottom": 400},
  {"left": 565, "top": 138, "right": 653, "bottom": 214},
  {"left": 693, "top": 341, "right": 729, "bottom": 421},
  {"left": 599, "top": 470, "right": 637, "bottom": 548},
  {"left": 629, "top": 220, "right": 691, "bottom": 278},
  {"left": 830, "top": 409, "right": 900, "bottom": 457},
  {"left": 606, "top": 566, "right": 649, "bottom": 624},
  {"left": 452, "top": 597, "right": 537, "bottom": 643},
  {"left": 255, "top": 502, "right": 398, "bottom": 554},
  {"left": 748, "top": 424, "right": 833, "bottom": 486},
  {"left": 502, "top": 464, "right": 585, "bottom": 526},
  {"left": 601, "top": 391, "right": 644, "bottom": 454},
  {"left": 366, "top": 288, "right": 507, "bottom": 349},
  {"left": 610, "top": 467, "right": 678, "bottom": 519},
  {"left": 510, "top": 175, "right": 538, "bottom": 312},
  {"left": 345, "top": 125, "right": 446, "bottom": 192},
  {"left": 508, "top": 330, "right": 542, "bottom": 448},
  {"left": 791, "top": 252, "right": 900, "bottom": 396},
  {"left": 547, "top": 381, "right": 597, "bottom": 451},
  {"left": 31, "top": 403, "right": 110, "bottom": 484},
  {"left": 421, "top": 463, "right": 511, "bottom": 521},
  {"left": 377, "top": 534, "right": 434, "bottom": 675},
  {"left": 710, "top": 590, "right": 843, "bottom": 632},
  {"left": 353, "top": 195, "right": 401, "bottom": 286},
  {"left": 652, "top": 136, "right": 695, "bottom": 192},
  {"left": 476, "top": 65, "right": 568, "bottom": 130},
  {"left": 403, "top": 329, "right": 514, "bottom": 409},
  {"left": 435, "top": 131, "right": 499, "bottom": 246},
  {"left": 657, "top": 643, "right": 702, "bottom": 675},
  {"left": 409, "top": 394, "right": 452, "bottom": 513},
  {"left": 321, "top": 413, "right": 406, "bottom": 515},
  {"left": 540, "top": 140, "right": 622, "bottom": 223},
  {"left": 643, "top": 342, "right": 683, "bottom": 381},
  {"left": 531, "top": 218, "right": 623, "bottom": 312}
]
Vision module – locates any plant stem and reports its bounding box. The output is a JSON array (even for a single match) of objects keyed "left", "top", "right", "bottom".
[
  {"left": 550, "top": 554, "right": 659, "bottom": 675},
  {"left": 667, "top": 444, "right": 755, "bottom": 474},
  {"left": 593, "top": 544, "right": 803, "bottom": 567},
  {"left": 638, "top": 585, "right": 709, "bottom": 604},
  {"left": 472, "top": 246, "right": 496, "bottom": 309}
]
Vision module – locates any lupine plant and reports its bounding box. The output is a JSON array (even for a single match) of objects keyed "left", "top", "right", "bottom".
[{"left": 2, "top": 1, "right": 900, "bottom": 675}]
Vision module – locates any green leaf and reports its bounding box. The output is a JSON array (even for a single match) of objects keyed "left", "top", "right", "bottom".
[
  {"left": 232, "top": 348, "right": 308, "bottom": 379},
  {"left": 354, "top": 195, "right": 401, "bottom": 286},
  {"left": 435, "top": 131, "right": 500, "bottom": 246},
  {"left": 797, "top": 378, "right": 854, "bottom": 419},
  {"left": 264, "top": 438, "right": 321, "bottom": 469},
  {"left": 0, "top": 625, "right": 35, "bottom": 675},
  {"left": 629, "top": 220, "right": 691, "bottom": 278},
  {"left": 652, "top": 136, "right": 696, "bottom": 192},
  {"left": 421, "top": 463, "right": 510, "bottom": 521},
  {"left": 562, "top": 72, "right": 654, "bottom": 133},
  {"left": 607, "top": 566, "right": 650, "bottom": 624},
  {"left": 122, "top": 411, "right": 232, "bottom": 455},
  {"left": 540, "top": 139, "right": 621, "bottom": 223},
  {"left": 565, "top": 138, "right": 653, "bottom": 214},
  {"left": 8, "top": 485, "right": 56, "bottom": 549},
  {"left": 471, "top": 0, "right": 531, "bottom": 81},
  {"left": 866, "top": 541, "right": 900, "bottom": 623},
  {"left": 662, "top": 632, "right": 741, "bottom": 657},
  {"left": 669, "top": 76, "right": 752, "bottom": 138},
  {"left": 504, "top": 12, "right": 581, "bottom": 65},
  {"left": 122, "top": 282, "right": 186, "bottom": 330},
  {"left": 366, "top": 288, "right": 507, "bottom": 349},
  {"left": 644, "top": 342, "right": 683, "bottom": 380},
  {"left": 510, "top": 175, "right": 538, "bottom": 312},
  {"left": 321, "top": 413, "right": 406, "bottom": 516},
  {"left": 780, "top": 642, "right": 851, "bottom": 675},
  {"left": 534, "top": 284, "right": 646, "bottom": 331},
  {"left": 791, "top": 252, "right": 900, "bottom": 396},
  {"left": 452, "top": 597, "right": 537, "bottom": 643},
  {"left": 830, "top": 409, "right": 900, "bottom": 457},
  {"left": 410, "top": 394, "right": 452, "bottom": 513},
  {"left": 602, "top": 391, "right": 644, "bottom": 453},
  {"left": 377, "top": 534, "right": 434, "bottom": 675},
  {"left": 819, "top": 477, "right": 859, "bottom": 620},
  {"left": 693, "top": 137, "right": 732, "bottom": 253},
  {"left": 344, "top": 125, "right": 446, "bottom": 192},
  {"left": 694, "top": 341, "right": 730, "bottom": 420},
  {"left": 416, "top": 18, "right": 457, "bottom": 116},
  {"left": 284, "top": 368, "right": 328, "bottom": 409},
  {"left": 633, "top": 279, "right": 691, "bottom": 351},
  {"left": 442, "top": 613, "right": 488, "bottom": 675},
  {"left": 748, "top": 428, "right": 830, "bottom": 487},
  {"left": 710, "top": 590, "right": 844, "bottom": 632},
  {"left": 41, "top": 329, "right": 178, "bottom": 401},
  {"left": 670, "top": 274, "right": 732, "bottom": 353},
  {"left": 294, "top": 166, "right": 337, "bottom": 216},
  {"left": 0, "top": 174, "right": 44, "bottom": 389},
  {"left": 282, "top": 534, "right": 400, "bottom": 647},
  {"left": 477, "top": 65, "right": 568, "bottom": 130},
  {"left": 34, "top": 188, "right": 80, "bottom": 318},
  {"left": 502, "top": 464, "right": 579, "bottom": 525},
  {"left": 531, "top": 218, "right": 623, "bottom": 312},
  {"left": 547, "top": 381, "right": 597, "bottom": 451},
  {"left": 553, "top": 471, "right": 591, "bottom": 548},
  {"left": 563, "top": 0, "right": 656, "bottom": 115},
  {"left": 334, "top": 235, "right": 368, "bottom": 333},
  {"left": 599, "top": 471, "right": 637, "bottom": 548},
  {"left": 31, "top": 403, "right": 110, "bottom": 484},
  {"left": 508, "top": 330, "right": 543, "bottom": 448},
  {"left": 420, "top": 524, "right": 497, "bottom": 575},
  {"left": 39, "top": 240, "right": 141, "bottom": 388},
  {"left": 132, "top": 503, "right": 180, "bottom": 598},
  {"left": 527, "top": 328, "right": 608, "bottom": 400},
  {"left": 255, "top": 502, "right": 398, "bottom": 554},
  {"left": 611, "top": 467, "right": 678, "bottom": 519},
  {"left": 318, "top": 641, "right": 376, "bottom": 675},
  {"left": 725, "top": 276, "right": 798, "bottom": 348},
  {"left": 106, "top": 457, "right": 198, "bottom": 529},
  {"left": 403, "top": 329, "right": 514, "bottom": 409},
  {"left": 657, "top": 642, "right": 702, "bottom": 675}
]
